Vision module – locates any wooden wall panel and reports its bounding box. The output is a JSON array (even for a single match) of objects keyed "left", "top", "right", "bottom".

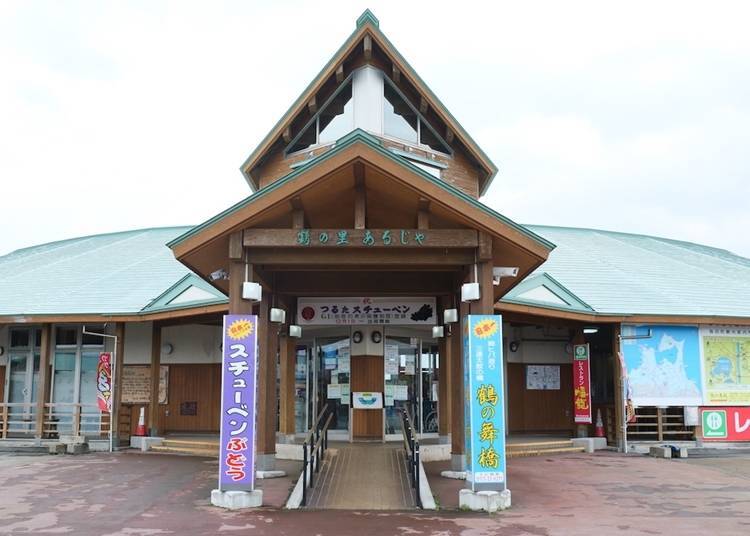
[
  {"left": 351, "top": 355, "right": 383, "bottom": 439},
  {"left": 507, "top": 363, "right": 575, "bottom": 434}
]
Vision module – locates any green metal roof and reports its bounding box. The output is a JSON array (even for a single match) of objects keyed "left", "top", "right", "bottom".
[
  {"left": 502, "top": 226, "right": 750, "bottom": 317},
  {"left": 170, "top": 129, "right": 555, "bottom": 252},
  {"left": 0, "top": 227, "right": 226, "bottom": 317}
]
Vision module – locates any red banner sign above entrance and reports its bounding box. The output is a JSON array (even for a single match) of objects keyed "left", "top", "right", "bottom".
[{"left": 297, "top": 297, "right": 437, "bottom": 325}]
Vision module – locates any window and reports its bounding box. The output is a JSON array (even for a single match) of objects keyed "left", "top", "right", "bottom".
[
  {"left": 10, "top": 329, "right": 30, "bottom": 348},
  {"left": 55, "top": 327, "right": 77, "bottom": 346},
  {"left": 288, "top": 80, "right": 353, "bottom": 153},
  {"left": 82, "top": 325, "right": 106, "bottom": 346},
  {"left": 384, "top": 83, "right": 418, "bottom": 143}
]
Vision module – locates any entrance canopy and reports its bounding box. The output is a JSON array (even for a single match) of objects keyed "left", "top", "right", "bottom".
[{"left": 168, "top": 130, "right": 554, "bottom": 300}]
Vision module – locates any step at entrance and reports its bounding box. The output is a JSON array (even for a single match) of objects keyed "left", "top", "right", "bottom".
[
  {"left": 305, "top": 443, "right": 416, "bottom": 510},
  {"left": 150, "top": 437, "right": 219, "bottom": 457},
  {"left": 507, "top": 439, "right": 585, "bottom": 458}
]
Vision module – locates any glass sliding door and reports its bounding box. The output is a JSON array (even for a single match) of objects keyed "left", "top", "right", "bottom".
[
  {"left": 316, "top": 334, "right": 350, "bottom": 437},
  {"left": 384, "top": 335, "right": 419, "bottom": 436},
  {"left": 420, "top": 341, "right": 439, "bottom": 435}
]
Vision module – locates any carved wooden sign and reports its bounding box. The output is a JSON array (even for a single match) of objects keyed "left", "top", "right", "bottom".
[{"left": 244, "top": 228, "right": 478, "bottom": 248}]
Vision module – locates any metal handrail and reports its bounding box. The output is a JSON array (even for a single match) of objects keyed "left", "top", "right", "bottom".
[
  {"left": 401, "top": 407, "right": 422, "bottom": 509},
  {"left": 301, "top": 405, "right": 334, "bottom": 507}
]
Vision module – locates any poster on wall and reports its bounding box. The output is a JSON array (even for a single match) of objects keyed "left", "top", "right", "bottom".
[
  {"left": 701, "top": 326, "right": 750, "bottom": 406},
  {"left": 219, "top": 314, "right": 258, "bottom": 491},
  {"left": 526, "top": 365, "right": 560, "bottom": 390},
  {"left": 463, "top": 315, "right": 506, "bottom": 491},
  {"left": 297, "top": 297, "right": 436, "bottom": 325},
  {"left": 96, "top": 352, "right": 112, "bottom": 413},
  {"left": 620, "top": 325, "right": 702, "bottom": 406},
  {"left": 121, "top": 365, "right": 169, "bottom": 404},
  {"left": 700, "top": 407, "right": 750, "bottom": 441},
  {"left": 572, "top": 344, "right": 592, "bottom": 424}
]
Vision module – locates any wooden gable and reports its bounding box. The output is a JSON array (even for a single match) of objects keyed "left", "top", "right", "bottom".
[{"left": 241, "top": 10, "right": 497, "bottom": 199}]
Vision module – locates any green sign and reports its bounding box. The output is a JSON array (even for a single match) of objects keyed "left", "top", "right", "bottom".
[
  {"left": 702, "top": 410, "right": 727, "bottom": 438},
  {"left": 296, "top": 229, "right": 425, "bottom": 247},
  {"left": 574, "top": 345, "right": 589, "bottom": 361}
]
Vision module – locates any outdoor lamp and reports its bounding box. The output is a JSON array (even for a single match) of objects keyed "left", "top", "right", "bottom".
[
  {"left": 432, "top": 325, "right": 445, "bottom": 338},
  {"left": 161, "top": 343, "right": 174, "bottom": 355},
  {"left": 242, "top": 281, "right": 262, "bottom": 302},
  {"left": 583, "top": 327, "right": 599, "bottom": 334},
  {"left": 270, "top": 308, "right": 286, "bottom": 323},
  {"left": 289, "top": 325, "right": 302, "bottom": 338},
  {"left": 461, "top": 282, "right": 480, "bottom": 302},
  {"left": 443, "top": 308, "right": 458, "bottom": 324}
]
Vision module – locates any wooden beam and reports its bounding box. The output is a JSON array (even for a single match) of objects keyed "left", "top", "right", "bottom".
[
  {"left": 229, "top": 231, "right": 243, "bottom": 260},
  {"left": 149, "top": 322, "right": 161, "bottom": 436},
  {"left": 247, "top": 248, "right": 476, "bottom": 266},
  {"left": 363, "top": 34, "right": 372, "bottom": 60},
  {"left": 417, "top": 198, "right": 430, "bottom": 230},
  {"left": 244, "top": 229, "right": 478, "bottom": 248},
  {"left": 34, "top": 324, "right": 51, "bottom": 439},
  {"left": 471, "top": 261, "right": 495, "bottom": 315},
  {"left": 274, "top": 271, "right": 456, "bottom": 295},
  {"left": 419, "top": 96, "right": 428, "bottom": 114},
  {"left": 307, "top": 96, "right": 317, "bottom": 114},
  {"left": 282, "top": 127, "right": 291, "bottom": 144},
  {"left": 291, "top": 196, "right": 305, "bottom": 229},
  {"left": 336, "top": 64, "right": 344, "bottom": 83},
  {"left": 478, "top": 232, "right": 493, "bottom": 261},
  {"left": 354, "top": 163, "right": 366, "bottom": 229},
  {"left": 392, "top": 65, "right": 400, "bottom": 83}
]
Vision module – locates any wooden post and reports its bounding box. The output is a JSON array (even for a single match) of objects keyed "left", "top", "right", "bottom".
[
  {"left": 656, "top": 407, "right": 664, "bottom": 441},
  {"left": 278, "top": 297, "right": 297, "bottom": 438},
  {"left": 437, "top": 296, "right": 451, "bottom": 438},
  {"left": 256, "top": 295, "right": 279, "bottom": 467},
  {"left": 112, "top": 323, "right": 125, "bottom": 445},
  {"left": 149, "top": 322, "right": 161, "bottom": 436},
  {"left": 612, "top": 324, "right": 624, "bottom": 450},
  {"left": 35, "top": 324, "right": 52, "bottom": 439},
  {"left": 450, "top": 286, "right": 470, "bottom": 469}
]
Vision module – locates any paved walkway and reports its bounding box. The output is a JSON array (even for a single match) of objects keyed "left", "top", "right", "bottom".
[{"left": 307, "top": 442, "right": 415, "bottom": 509}]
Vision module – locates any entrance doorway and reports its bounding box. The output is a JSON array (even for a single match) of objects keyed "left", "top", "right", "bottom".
[{"left": 294, "top": 325, "right": 439, "bottom": 441}]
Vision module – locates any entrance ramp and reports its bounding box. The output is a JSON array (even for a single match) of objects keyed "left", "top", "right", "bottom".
[
  {"left": 305, "top": 442, "right": 416, "bottom": 509},
  {"left": 507, "top": 436, "right": 586, "bottom": 457}
]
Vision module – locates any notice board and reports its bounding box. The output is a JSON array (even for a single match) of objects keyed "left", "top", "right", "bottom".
[{"left": 121, "top": 365, "right": 169, "bottom": 404}]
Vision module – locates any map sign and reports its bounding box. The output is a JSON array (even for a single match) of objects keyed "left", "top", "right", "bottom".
[
  {"left": 701, "top": 326, "right": 750, "bottom": 405},
  {"left": 620, "top": 325, "right": 702, "bottom": 406}
]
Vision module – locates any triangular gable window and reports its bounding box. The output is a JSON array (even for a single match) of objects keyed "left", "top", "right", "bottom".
[
  {"left": 287, "top": 67, "right": 452, "bottom": 155},
  {"left": 516, "top": 285, "right": 571, "bottom": 307},
  {"left": 167, "top": 285, "right": 219, "bottom": 306}
]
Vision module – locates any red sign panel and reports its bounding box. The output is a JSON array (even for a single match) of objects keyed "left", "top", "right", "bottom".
[
  {"left": 701, "top": 407, "right": 750, "bottom": 441},
  {"left": 573, "top": 344, "right": 592, "bottom": 424},
  {"left": 97, "top": 352, "right": 112, "bottom": 413}
]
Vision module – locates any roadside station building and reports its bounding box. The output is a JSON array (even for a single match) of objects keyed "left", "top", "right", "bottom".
[{"left": 2, "top": 10, "right": 750, "bottom": 489}]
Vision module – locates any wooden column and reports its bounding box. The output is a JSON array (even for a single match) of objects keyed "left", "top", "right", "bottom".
[
  {"left": 437, "top": 296, "right": 451, "bottom": 438},
  {"left": 612, "top": 324, "right": 624, "bottom": 450},
  {"left": 112, "top": 323, "right": 125, "bottom": 445},
  {"left": 149, "top": 322, "right": 161, "bottom": 436},
  {"left": 256, "top": 296, "right": 279, "bottom": 462},
  {"left": 229, "top": 231, "right": 253, "bottom": 315},
  {"left": 278, "top": 296, "right": 297, "bottom": 437},
  {"left": 354, "top": 163, "right": 366, "bottom": 229},
  {"left": 450, "top": 285, "right": 470, "bottom": 467},
  {"left": 35, "top": 324, "right": 52, "bottom": 439}
]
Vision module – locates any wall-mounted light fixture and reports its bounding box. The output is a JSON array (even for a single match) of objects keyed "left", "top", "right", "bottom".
[
  {"left": 509, "top": 340, "right": 520, "bottom": 353},
  {"left": 242, "top": 281, "right": 262, "bottom": 302},
  {"left": 432, "top": 325, "right": 445, "bottom": 338},
  {"left": 162, "top": 343, "right": 174, "bottom": 355},
  {"left": 289, "top": 325, "right": 302, "bottom": 338},
  {"left": 583, "top": 327, "right": 599, "bottom": 334},
  {"left": 461, "top": 282, "right": 480, "bottom": 302},
  {"left": 270, "top": 308, "right": 286, "bottom": 323},
  {"left": 443, "top": 308, "right": 458, "bottom": 324}
]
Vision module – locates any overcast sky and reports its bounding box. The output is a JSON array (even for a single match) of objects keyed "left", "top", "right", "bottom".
[{"left": 1, "top": 1, "right": 749, "bottom": 258}]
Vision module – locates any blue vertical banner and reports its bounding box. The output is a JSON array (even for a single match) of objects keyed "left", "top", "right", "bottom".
[
  {"left": 219, "top": 315, "right": 258, "bottom": 491},
  {"left": 463, "top": 315, "right": 506, "bottom": 490}
]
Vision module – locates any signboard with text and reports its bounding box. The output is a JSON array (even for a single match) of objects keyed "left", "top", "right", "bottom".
[
  {"left": 700, "top": 407, "right": 750, "bottom": 441},
  {"left": 701, "top": 326, "right": 750, "bottom": 406},
  {"left": 219, "top": 315, "right": 258, "bottom": 491},
  {"left": 463, "top": 315, "right": 506, "bottom": 491},
  {"left": 573, "top": 344, "right": 592, "bottom": 424},
  {"left": 297, "top": 297, "right": 436, "bottom": 325}
]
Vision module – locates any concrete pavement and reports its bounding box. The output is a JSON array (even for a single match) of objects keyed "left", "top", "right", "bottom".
[{"left": 0, "top": 449, "right": 748, "bottom": 535}]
